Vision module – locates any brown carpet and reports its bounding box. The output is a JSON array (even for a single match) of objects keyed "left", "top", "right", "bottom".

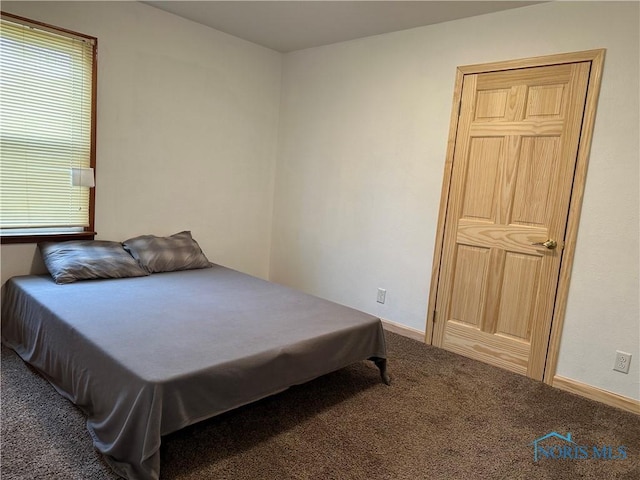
[{"left": 1, "top": 332, "right": 638, "bottom": 479}]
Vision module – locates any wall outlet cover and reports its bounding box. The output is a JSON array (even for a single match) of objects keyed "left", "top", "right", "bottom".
[{"left": 613, "top": 351, "right": 632, "bottom": 374}]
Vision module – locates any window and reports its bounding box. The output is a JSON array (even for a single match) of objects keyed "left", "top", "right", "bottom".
[{"left": 0, "top": 12, "right": 97, "bottom": 244}]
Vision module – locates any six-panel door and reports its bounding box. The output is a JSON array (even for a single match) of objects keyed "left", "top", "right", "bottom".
[{"left": 432, "top": 62, "right": 591, "bottom": 380}]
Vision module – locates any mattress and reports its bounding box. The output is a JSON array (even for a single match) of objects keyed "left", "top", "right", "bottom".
[{"left": 1, "top": 265, "right": 388, "bottom": 479}]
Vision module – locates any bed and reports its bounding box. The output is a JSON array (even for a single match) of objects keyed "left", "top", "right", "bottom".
[{"left": 1, "top": 264, "right": 389, "bottom": 479}]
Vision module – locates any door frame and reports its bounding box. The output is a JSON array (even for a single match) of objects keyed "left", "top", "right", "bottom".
[{"left": 425, "top": 49, "right": 605, "bottom": 384}]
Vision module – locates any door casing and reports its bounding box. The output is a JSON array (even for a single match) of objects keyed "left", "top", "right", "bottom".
[{"left": 425, "top": 49, "right": 605, "bottom": 384}]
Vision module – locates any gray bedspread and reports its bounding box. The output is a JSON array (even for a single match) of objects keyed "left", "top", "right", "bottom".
[{"left": 1, "top": 266, "right": 387, "bottom": 480}]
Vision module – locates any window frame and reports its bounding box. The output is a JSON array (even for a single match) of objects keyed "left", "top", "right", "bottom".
[{"left": 0, "top": 12, "right": 97, "bottom": 245}]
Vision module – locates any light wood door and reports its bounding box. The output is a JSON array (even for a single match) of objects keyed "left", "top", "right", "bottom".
[{"left": 431, "top": 58, "right": 596, "bottom": 380}]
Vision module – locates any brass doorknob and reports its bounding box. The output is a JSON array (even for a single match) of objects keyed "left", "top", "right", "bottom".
[{"left": 532, "top": 239, "right": 557, "bottom": 250}]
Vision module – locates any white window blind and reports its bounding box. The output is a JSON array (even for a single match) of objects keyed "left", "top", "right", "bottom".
[{"left": 0, "top": 15, "right": 95, "bottom": 234}]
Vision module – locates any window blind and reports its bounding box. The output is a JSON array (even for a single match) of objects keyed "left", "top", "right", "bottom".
[{"left": 0, "top": 15, "right": 95, "bottom": 232}]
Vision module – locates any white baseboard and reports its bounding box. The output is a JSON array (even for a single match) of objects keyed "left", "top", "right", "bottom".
[
  {"left": 381, "top": 319, "right": 425, "bottom": 343},
  {"left": 553, "top": 375, "right": 640, "bottom": 415}
]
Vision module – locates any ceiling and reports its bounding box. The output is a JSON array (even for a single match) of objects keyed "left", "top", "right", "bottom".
[{"left": 143, "top": 1, "right": 542, "bottom": 53}]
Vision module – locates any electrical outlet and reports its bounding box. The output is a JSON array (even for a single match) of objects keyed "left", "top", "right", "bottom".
[
  {"left": 377, "top": 288, "right": 386, "bottom": 304},
  {"left": 613, "top": 351, "right": 632, "bottom": 374}
]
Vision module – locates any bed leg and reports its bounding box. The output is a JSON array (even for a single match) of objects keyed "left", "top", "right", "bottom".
[{"left": 371, "top": 357, "right": 391, "bottom": 385}]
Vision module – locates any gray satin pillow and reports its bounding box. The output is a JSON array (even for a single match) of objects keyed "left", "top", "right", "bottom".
[
  {"left": 123, "top": 231, "right": 211, "bottom": 273},
  {"left": 39, "top": 240, "right": 150, "bottom": 284}
]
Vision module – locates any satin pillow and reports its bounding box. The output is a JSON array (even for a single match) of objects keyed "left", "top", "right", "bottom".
[
  {"left": 39, "top": 240, "right": 149, "bottom": 284},
  {"left": 123, "top": 231, "right": 211, "bottom": 273}
]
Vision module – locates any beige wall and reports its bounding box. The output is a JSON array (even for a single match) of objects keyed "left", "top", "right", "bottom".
[
  {"left": 271, "top": 1, "right": 639, "bottom": 400},
  {"left": 1, "top": 1, "right": 282, "bottom": 281},
  {"left": 1, "top": 2, "right": 638, "bottom": 401}
]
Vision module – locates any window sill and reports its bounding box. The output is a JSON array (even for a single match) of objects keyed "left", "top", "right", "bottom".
[{"left": 1, "top": 231, "right": 97, "bottom": 245}]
